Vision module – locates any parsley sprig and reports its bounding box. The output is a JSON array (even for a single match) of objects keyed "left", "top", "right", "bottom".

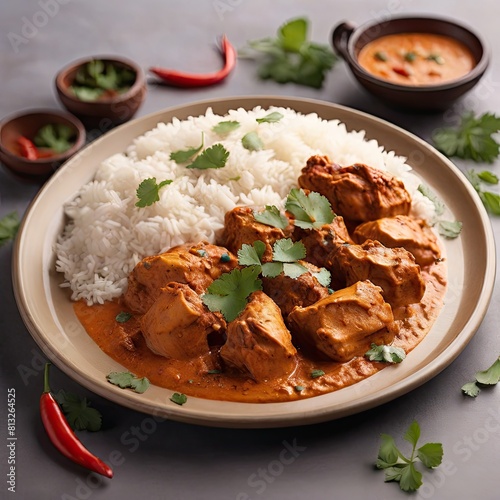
[
  {"left": 240, "top": 17, "right": 337, "bottom": 89},
  {"left": 462, "top": 355, "right": 500, "bottom": 397},
  {"left": 432, "top": 111, "right": 500, "bottom": 163},
  {"left": 0, "top": 212, "right": 20, "bottom": 247},
  {"left": 376, "top": 420, "right": 443, "bottom": 492}
]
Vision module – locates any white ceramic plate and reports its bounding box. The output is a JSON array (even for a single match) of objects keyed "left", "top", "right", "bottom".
[{"left": 13, "top": 97, "right": 496, "bottom": 428}]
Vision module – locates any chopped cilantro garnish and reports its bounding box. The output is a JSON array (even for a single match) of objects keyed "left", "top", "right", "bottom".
[
  {"left": 212, "top": 120, "right": 240, "bottom": 135},
  {"left": 256, "top": 111, "right": 284, "bottom": 124},
  {"left": 376, "top": 420, "right": 443, "bottom": 492},
  {"left": 170, "top": 393, "right": 187, "bottom": 405},
  {"left": 135, "top": 177, "right": 173, "bottom": 207},
  {"left": 202, "top": 266, "right": 262, "bottom": 322},
  {"left": 54, "top": 390, "right": 102, "bottom": 432},
  {"left": 238, "top": 241, "right": 266, "bottom": 267},
  {"left": 374, "top": 51, "right": 388, "bottom": 62},
  {"left": 311, "top": 369, "right": 325, "bottom": 379},
  {"left": 170, "top": 133, "right": 204, "bottom": 163},
  {"left": 462, "top": 355, "right": 500, "bottom": 397},
  {"left": 294, "top": 385, "right": 304, "bottom": 392},
  {"left": 253, "top": 205, "right": 289, "bottom": 229},
  {"left": 107, "top": 371, "right": 150, "bottom": 393},
  {"left": 417, "top": 184, "right": 445, "bottom": 216},
  {"left": 437, "top": 220, "right": 463, "bottom": 238},
  {"left": 426, "top": 53, "right": 444, "bottom": 64},
  {"left": 115, "top": 311, "right": 133, "bottom": 323},
  {"left": 242, "top": 131, "right": 264, "bottom": 151},
  {"left": 285, "top": 188, "right": 335, "bottom": 229},
  {"left": 404, "top": 51, "right": 417, "bottom": 62},
  {"left": 365, "top": 343, "right": 406, "bottom": 363},
  {"left": 0, "top": 212, "right": 20, "bottom": 248},
  {"left": 186, "top": 143, "right": 229, "bottom": 169}
]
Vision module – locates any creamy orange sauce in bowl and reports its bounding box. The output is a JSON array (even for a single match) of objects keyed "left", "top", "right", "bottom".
[{"left": 357, "top": 33, "right": 475, "bottom": 86}]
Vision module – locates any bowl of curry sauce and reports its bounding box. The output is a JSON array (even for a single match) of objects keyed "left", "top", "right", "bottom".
[{"left": 332, "top": 16, "right": 489, "bottom": 110}]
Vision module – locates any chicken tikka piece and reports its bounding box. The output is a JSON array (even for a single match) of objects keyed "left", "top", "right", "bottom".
[
  {"left": 219, "top": 206, "right": 293, "bottom": 262},
  {"left": 298, "top": 155, "right": 411, "bottom": 222},
  {"left": 141, "top": 282, "right": 226, "bottom": 360},
  {"left": 353, "top": 215, "right": 441, "bottom": 266},
  {"left": 327, "top": 239, "right": 425, "bottom": 309},
  {"left": 220, "top": 291, "right": 297, "bottom": 381},
  {"left": 124, "top": 241, "right": 238, "bottom": 314},
  {"left": 288, "top": 280, "right": 397, "bottom": 363}
]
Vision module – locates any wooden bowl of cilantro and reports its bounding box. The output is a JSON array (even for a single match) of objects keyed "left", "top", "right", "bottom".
[
  {"left": 0, "top": 109, "right": 86, "bottom": 180},
  {"left": 55, "top": 56, "right": 146, "bottom": 127}
]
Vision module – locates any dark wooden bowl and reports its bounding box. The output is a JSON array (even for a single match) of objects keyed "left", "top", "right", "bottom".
[
  {"left": 332, "top": 16, "right": 489, "bottom": 111},
  {"left": 0, "top": 109, "right": 86, "bottom": 180},
  {"left": 55, "top": 56, "right": 147, "bottom": 128}
]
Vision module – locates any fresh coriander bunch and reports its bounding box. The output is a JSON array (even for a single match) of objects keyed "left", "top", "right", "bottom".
[{"left": 240, "top": 17, "right": 337, "bottom": 89}]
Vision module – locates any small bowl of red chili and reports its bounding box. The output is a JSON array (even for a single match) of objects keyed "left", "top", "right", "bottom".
[
  {"left": 331, "top": 16, "right": 489, "bottom": 111},
  {"left": 55, "top": 56, "right": 147, "bottom": 127},
  {"left": 0, "top": 109, "right": 86, "bottom": 180}
]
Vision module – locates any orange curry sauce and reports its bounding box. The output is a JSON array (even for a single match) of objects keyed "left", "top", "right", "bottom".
[
  {"left": 74, "top": 263, "right": 446, "bottom": 403},
  {"left": 357, "top": 33, "right": 475, "bottom": 85}
]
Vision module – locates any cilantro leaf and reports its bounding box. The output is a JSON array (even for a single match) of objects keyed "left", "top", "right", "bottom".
[
  {"left": 54, "top": 390, "right": 102, "bottom": 432},
  {"left": 272, "top": 238, "right": 306, "bottom": 262},
  {"left": 261, "top": 261, "right": 284, "bottom": 278},
  {"left": 417, "top": 184, "right": 445, "bottom": 216},
  {"left": 135, "top": 178, "right": 173, "bottom": 207},
  {"left": 107, "top": 371, "right": 150, "bottom": 393},
  {"left": 311, "top": 268, "right": 331, "bottom": 288},
  {"left": 376, "top": 420, "right": 443, "bottom": 492},
  {"left": 170, "top": 134, "right": 204, "bottom": 163},
  {"left": 417, "top": 443, "right": 444, "bottom": 468},
  {"left": 237, "top": 241, "right": 266, "bottom": 267},
  {"left": 34, "top": 124, "right": 75, "bottom": 154},
  {"left": 212, "top": 120, "right": 240, "bottom": 135},
  {"left": 241, "top": 17, "right": 337, "bottom": 89},
  {"left": 437, "top": 220, "right": 463, "bottom": 238},
  {"left": 432, "top": 112, "right": 500, "bottom": 163},
  {"left": 466, "top": 169, "right": 500, "bottom": 215},
  {"left": 202, "top": 266, "right": 262, "bottom": 322},
  {"left": 0, "top": 212, "right": 20, "bottom": 247},
  {"left": 256, "top": 111, "right": 284, "bottom": 124},
  {"left": 285, "top": 188, "right": 335, "bottom": 229},
  {"left": 311, "top": 369, "right": 325, "bottom": 379},
  {"left": 115, "top": 311, "right": 132, "bottom": 323},
  {"left": 283, "top": 262, "right": 308, "bottom": 279},
  {"left": 365, "top": 343, "right": 406, "bottom": 363},
  {"left": 242, "top": 131, "right": 264, "bottom": 151},
  {"left": 170, "top": 393, "right": 187, "bottom": 405},
  {"left": 187, "top": 143, "right": 229, "bottom": 169},
  {"left": 474, "top": 357, "right": 500, "bottom": 385},
  {"left": 253, "top": 205, "right": 289, "bottom": 229},
  {"left": 461, "top": 381, "right": 481, "bottom": 397}
]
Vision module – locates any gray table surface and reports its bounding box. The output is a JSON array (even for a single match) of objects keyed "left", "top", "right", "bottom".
[{"left": 1, "top": 1, "right": 500, "bottom": 499}]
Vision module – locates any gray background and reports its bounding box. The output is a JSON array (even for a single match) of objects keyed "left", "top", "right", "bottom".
[{"left": 1, "top": 1, "right": 499, "bottom": 499}]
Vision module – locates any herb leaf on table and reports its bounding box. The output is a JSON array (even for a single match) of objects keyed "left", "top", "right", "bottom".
[
  {"left": 0, "top": 212, "right": 20, "bottom": 247},
  {"left": 240, "top": 17, "right": 337, "bottom": 89},
  {"left": 54, "top": 390, "right": 102, "bottom": 432},
  {"left": 462, "top": 355, "right": 500, "bottom": 397},
  {"left": 376, "top": 420, "right": 443, "bottom": 492},
  {"left": 432, "top": 111, "right": 500, "bottom": 163}
]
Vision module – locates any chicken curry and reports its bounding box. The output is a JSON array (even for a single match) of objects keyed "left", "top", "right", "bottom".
[
  {"left": 357, "top": 32, "right": 475, "bottom": 85},
  {"left": 74, "top": 155, "right": 447, "bottom": 403}
]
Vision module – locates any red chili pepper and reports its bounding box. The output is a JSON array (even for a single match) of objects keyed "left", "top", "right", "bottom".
[
  {"left": 40, "top": 364, "right": 113, "bottom": 479},
  {"left": 149, "top": 35, "right": 236, "bottom": 88},
  {"left": 392, "top": 66, "right": 411, "bottom": 77},
  {"left": 17, "top": 136, "right": 39, "bottom": 160}
]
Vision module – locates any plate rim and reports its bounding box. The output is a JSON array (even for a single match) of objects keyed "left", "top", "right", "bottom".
[{"left": 12, "top": 96, "right": 496, "bottom": 428}]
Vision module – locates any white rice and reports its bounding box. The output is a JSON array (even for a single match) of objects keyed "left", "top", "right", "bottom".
[{"left": 55, "top": 106, "right": 436, "bottom": 305}]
